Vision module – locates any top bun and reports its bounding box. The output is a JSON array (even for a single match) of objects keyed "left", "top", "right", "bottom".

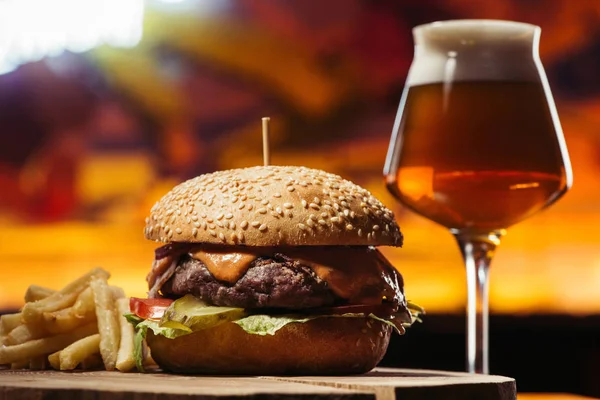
[{"left": 144, "top": 166, "right": 403, "bottom": 247}]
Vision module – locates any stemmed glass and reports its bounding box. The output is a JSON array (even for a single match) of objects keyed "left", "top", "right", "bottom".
[{"left": 384, "top": 20, "right": 572, "bottom": 374}]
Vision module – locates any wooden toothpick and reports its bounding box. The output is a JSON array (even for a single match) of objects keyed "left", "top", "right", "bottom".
[{"left": 262, "top": 117, "right": 271, "bottom": 166}]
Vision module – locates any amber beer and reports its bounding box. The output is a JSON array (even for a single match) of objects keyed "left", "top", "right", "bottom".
[{"left": 386, "top": 80, "right": 569, "bottom": 231}]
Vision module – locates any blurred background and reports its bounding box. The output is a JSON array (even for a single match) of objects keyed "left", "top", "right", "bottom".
[{"left": 0, "top": 0, "right": 598, "bottom": 395}]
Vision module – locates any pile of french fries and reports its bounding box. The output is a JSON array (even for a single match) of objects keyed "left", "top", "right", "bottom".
[{"left": 0, "top": 268, "right": 136, "bottom": 372}]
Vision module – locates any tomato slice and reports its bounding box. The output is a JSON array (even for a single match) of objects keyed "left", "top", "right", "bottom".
[
  {"left": 130, "top": 297, "right": 173, "bottom": 320},
  {"left": 310, "top": 303, "right": 397, "bottom": 318}
]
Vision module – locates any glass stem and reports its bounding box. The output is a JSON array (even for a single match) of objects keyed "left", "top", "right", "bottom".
[{"left": 452, "top": 230, "right": 503, "bottom": 374}]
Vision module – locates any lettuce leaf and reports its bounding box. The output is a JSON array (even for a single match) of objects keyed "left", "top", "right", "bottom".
[
  {"left": 233, "top": 314, "right": 318, "bottom": 336},
  {"left": 124, "top": 313, "right": 189, "bottom": 372}
]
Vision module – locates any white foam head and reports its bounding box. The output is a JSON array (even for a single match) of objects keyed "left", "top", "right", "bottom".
[{"left": 406, "top": 19, "right": 542, "bottom": 86}]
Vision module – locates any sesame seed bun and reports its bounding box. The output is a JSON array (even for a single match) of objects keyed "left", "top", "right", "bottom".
[
  {"left": 146, "top": 316, "right": 392, "bottom": 375},
  {"left": 144, "top": 166, "right": 403, "bottom": 247}
]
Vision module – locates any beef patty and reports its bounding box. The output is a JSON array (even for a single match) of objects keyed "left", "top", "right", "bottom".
[{"left": 160, "top": 254, "right": 338, "bottom": 309}]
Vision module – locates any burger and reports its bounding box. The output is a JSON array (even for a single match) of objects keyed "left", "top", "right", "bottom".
[{"left": 127, "top": 166, "right": 422, "bottom": 375}]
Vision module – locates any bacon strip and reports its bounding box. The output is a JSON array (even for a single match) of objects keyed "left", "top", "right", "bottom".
[{"left": 147, "top": 256, "right": 178, "bottom": 298}]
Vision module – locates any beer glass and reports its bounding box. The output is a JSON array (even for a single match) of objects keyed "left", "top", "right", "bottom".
[{"left": 384, "top": 20, "right": 572, "bottom": 374}]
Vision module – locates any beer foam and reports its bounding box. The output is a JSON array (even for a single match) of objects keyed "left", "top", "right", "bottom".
[{"left": 407, "top": 20, "right": 542, "bottom": 85}]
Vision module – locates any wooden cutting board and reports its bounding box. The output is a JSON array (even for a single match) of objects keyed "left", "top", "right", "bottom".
[{"left": 0, "top": 368, "right": 516, "bottom": 400}]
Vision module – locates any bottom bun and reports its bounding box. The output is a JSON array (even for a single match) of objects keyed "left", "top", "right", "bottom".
[{"left": 147, "top": 316, "right": 392, "bottom": 375}]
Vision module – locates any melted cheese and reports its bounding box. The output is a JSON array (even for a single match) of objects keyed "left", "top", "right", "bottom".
[{"left": 189, "top": 249, "right": 257, "bottom": 283}]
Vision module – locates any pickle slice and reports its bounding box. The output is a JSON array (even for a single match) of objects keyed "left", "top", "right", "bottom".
[{"left": 159, "top": 294, "right": 246, "bottom": 331}]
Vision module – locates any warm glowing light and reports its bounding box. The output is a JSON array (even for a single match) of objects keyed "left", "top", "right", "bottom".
[{"left": 0, "top": 0, "right": 144, "bottom": 74}]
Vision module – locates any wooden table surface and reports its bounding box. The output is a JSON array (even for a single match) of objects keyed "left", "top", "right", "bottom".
[{"left": 0, "top": 367, "right": 518, "bottom": 400}]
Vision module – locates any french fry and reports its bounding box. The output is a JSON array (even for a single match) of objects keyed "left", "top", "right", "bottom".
[
  {"left": 10, "top": 359, "right": 29, "bottom": 369},
  {"left": 48, "top": 351, "right": 61, "bottom": 370},
  {"left": 59, "top": 334, "right": 100, "bottom": 371},
  {"left": 111, "top": 286, "right": 126, "bottom": 300},
  {"left": 42, "top": 305, "right": 95, "bottom": 335},
  {"left": 29, "top": 355, "right": 47, "bottom": 370},
  {"left": 1, "top": 313, "right": 23, "bottom": 334},
  {"left": 90, "top": 276, "right": 119, "bottom": 371},
  {"left": 0, "top": 322, "right": 97, "bottom": 365},
  {"left": 72, "top": 288, "right": 95, "bottom": 317},
  {"left": 115, "top": 298, "right": 135, "bottom": 372},
  {"left": 7, "top": 324, "right": 46, "bottom": 345},
  {"left": 21, "top": 268, "right": 109, "bottom": 325},
  {"left": 24, "top": 285, "right": 56, "bottom": 303},
  {"left": 81, "top": 353, "right": 104, "bottom": 370}
]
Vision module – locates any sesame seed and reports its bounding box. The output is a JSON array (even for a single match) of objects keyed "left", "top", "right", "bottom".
[
  {"left": 313, "top": 197, "right": 320, "bottom": 204},
  {"left": 201, "top": 212, "right": 207, "bottom": 218},
  {"left": 207, "top": 199, "right": 213, "bottom": 206},
  {"left": 257, "top": 207, "right": 267, "bottom": 214},
  {"left": 339, "top": 196, "right": 346, "bottom": 201},
  {"left": 331, "top": 216, "right": 340, "bottom": 223},
  {"left": 202, "top": 221, "right": 208, "bottom": 230},
  {"left": 287, "top": 186, "right": 295, "bottom": 192},
  {"left": 248, "top": 204, "right": 254, "bottom": 211},
  {"left": 344, "top": 209, "right": 350, "bottom": 217},
  {"left": 210, "top": 224, "right": 217, "bottom": 229},
  {"left": 358, "top": 228, "right": 363, "bottom": 237},
  {"left": 239, "top": 203, "right": 245, "bottom": 210},
  {"left": 175, "top": 228, "right": 182, "bottom": 234},
  {"left": 194, "top": 221, "right": 201, "bottom": 228},
  {"left": 285, "top": 211, "right": 293, "bottom": 218},
  {"left": 231, "top": 197, "right": 239, "bottom": 203},
  {"left": 148, "top": 226, "right": 154, "bottom": 234},
  {"left": 166, "top": 209, "right": 174, "bottom": 216},
  {"left": 207, "top": 217, "right": 214, "bottom": 223},
  {"left": 386, "top": 224, "right": 390, "bottom": 232},
  {"left": 333, "top": 203, "right": 340, "bottom": 210},
  {"left": 306, "top": 219, "right": 315, "bottom": 227},
  {"left": 271, "top": 212, "right": 279, "bottom": 217},
  {"left": 301, "top": 200, "right": 308, "bottom": 208},
  {"left": 283, "top": 203, "right": 293, "bottom": 209},
  {"left": 346, "top": 224, "right": 354, "bottom": 231},
  {"left": 209, "top": 230, "right": 217, "bottom": 237},
  {"left": 216, "top": 221, "right": 223, "bottom": 228},
  {"left": 219, "top": 232, "right": 226, "bottom": 241},
  {"left": 318, "top": 219, "right": 327, "bottom": 226},
  {"left": 241, "top": 221, "right": 249, "bottom": 229},
  {"left": 258, "top": 224, "right": 268, "bottom": 232},
  {"left": 363, "top": 208, "right": 370, "bottom": 215},
  {"left": 191, "top": 215, "right": 198, "bottom": 221},
  {"left": 273, "top": 193, "right": 282, "bottom": 198},
  {"left": 192, "top": 228, "right": 198, "bottom": 237},
  {"left": 225, "top": 213, "right": 234, "bottom": 219},
  {"left": 320, "top": 212, "right": 328, "bottom": 218},
  {"left": 341, "top": 201, "right": 349, "bottom": 207},
  {"left": 298, "top": 223, "right": 307, "bottom": 231},
  {"left": 309, "top": 203, "right": 320, "bottom": 210},
  {"left": 360, "top": 202, "right": 367, "bottom": 207},
  {"left": 216, "top": 213, "right": 224, "bottom": 220},
  {"left": 185, "top": 217, "right": 191, "bottom": 224},
  {"left": 310, "top": 214, "right": 318, "bottom": 221},
  {"left": 350, "top": 211, "right": 356, "bottom": 219},
  {"left": 229, "top": 221, "right": 236, "bottom": 229},
  {"left": 238, "top": 231, "right": 245, "bottom": 241},
  {"left": 261, "top": 199, "right": 269, "bottom": 205},
  {"left": 231, "top": 233, "right": 237, "bottom": 242},
  {"left": 367, "top": 232, "right": 372, "bottom": 240},
  {"left": 251, "top": 221, "right": 261, "bottom": 227},
  {"left": 167, "top": 230, "right": 173, "bottom": 238},
  {"left": 373, "top": 225, "right": 380, "bottom": 231}
]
